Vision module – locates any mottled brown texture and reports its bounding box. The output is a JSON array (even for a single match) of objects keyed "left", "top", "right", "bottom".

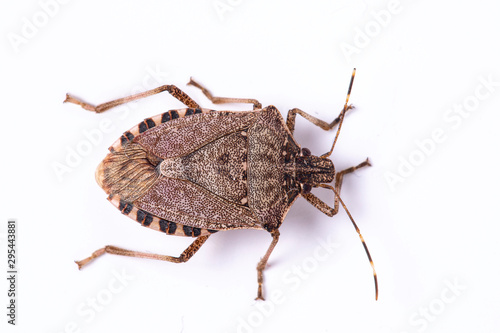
[
  {"left": 134, "top": 111, "right": 257, "bottom": 159},
  {"left": 129, "top": 106, "right": 304, "bottom": 232},
  {"left": 98, "top": 106, "right": 305, "bottom": 232},
  {"left": 107, "top": 194, "right": 217, "bottom": 237},
  {"left": 247, "top": 106, "right": 292, "bottom": 231},
  {"left": 161, "top": 130, "right": 249, "bottom": 204},
  {"left": 134, "top": 177, "right": 260, "bottom": 230}
]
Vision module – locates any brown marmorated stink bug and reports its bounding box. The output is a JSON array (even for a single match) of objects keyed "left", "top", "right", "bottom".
[{"left": 66, "top": 69, "right": 378, "bottom": 300}]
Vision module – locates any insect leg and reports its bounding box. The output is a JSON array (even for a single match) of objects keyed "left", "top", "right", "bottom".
[
  {"left": 255, "top": 229, "right": 280, "bottom": 300},
  {"left": 330, "top": 158, "right": 371, "bottom": 214},
  {"left": 302, "top": 192, "right": 336, "bottom": 216},
  {"left": 75, "top": 235, "right": 210, "bottom": 269},
  {"left": 285, "top": 106, "right": 354, "bottom": 134},
  {"left": 302, "top": 158, "right": 371, "bottom": 216},
  {"left": 187, "top": 78, "right": 262, "bottom": 110},
  {"left": 65, "top": 84, "right": 200, "bottom": 113},
  {"left": 287, "top": 68, "right": 357, "bottom": 154}
]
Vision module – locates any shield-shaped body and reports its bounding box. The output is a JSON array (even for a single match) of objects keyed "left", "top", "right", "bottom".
[{"left": 98, "top": 106, "right": 303, "bottom": 236}]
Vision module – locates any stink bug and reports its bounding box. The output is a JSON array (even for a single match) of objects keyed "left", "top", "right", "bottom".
[{"left": 66, "top": 69, "right": 378, "bottom": 300}]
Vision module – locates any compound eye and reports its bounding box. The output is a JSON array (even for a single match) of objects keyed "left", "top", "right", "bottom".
[
  {"left": 301, "top": 147, "right": 311, "bottom": 156},
  {"left": 302, "top": 183, "right": 312, "bottom": 194}
]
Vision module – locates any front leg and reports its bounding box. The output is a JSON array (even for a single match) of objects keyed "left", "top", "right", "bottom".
[
  {"left": 302, "top": 158, "right": 371, "bottom": 216},
  {"left": 286, "top": 68, "right": 357, "bottom": 135},
  {"left": 286, "top": 105, "right": 354, "bottom": 135}
]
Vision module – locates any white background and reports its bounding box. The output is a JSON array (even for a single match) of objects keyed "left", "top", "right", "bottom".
[{"left": 1, "top": 1, "right": 499, "bottom": 332}]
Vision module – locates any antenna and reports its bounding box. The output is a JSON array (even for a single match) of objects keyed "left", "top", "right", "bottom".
[
  {"left": 322, "top": 68, "right": 356, "bottom": 158},
  {"left": 319, "top": 182, "right": 378, "bottom": 300}
]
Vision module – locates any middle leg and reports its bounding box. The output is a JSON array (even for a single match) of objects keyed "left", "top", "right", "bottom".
[{"left": 187, "top": 78, "right": 262, "bottom": 110}]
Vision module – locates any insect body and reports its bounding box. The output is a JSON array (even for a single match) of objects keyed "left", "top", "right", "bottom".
[{"left": 66, "top": 69, "right": 378, "bottom": 300}]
